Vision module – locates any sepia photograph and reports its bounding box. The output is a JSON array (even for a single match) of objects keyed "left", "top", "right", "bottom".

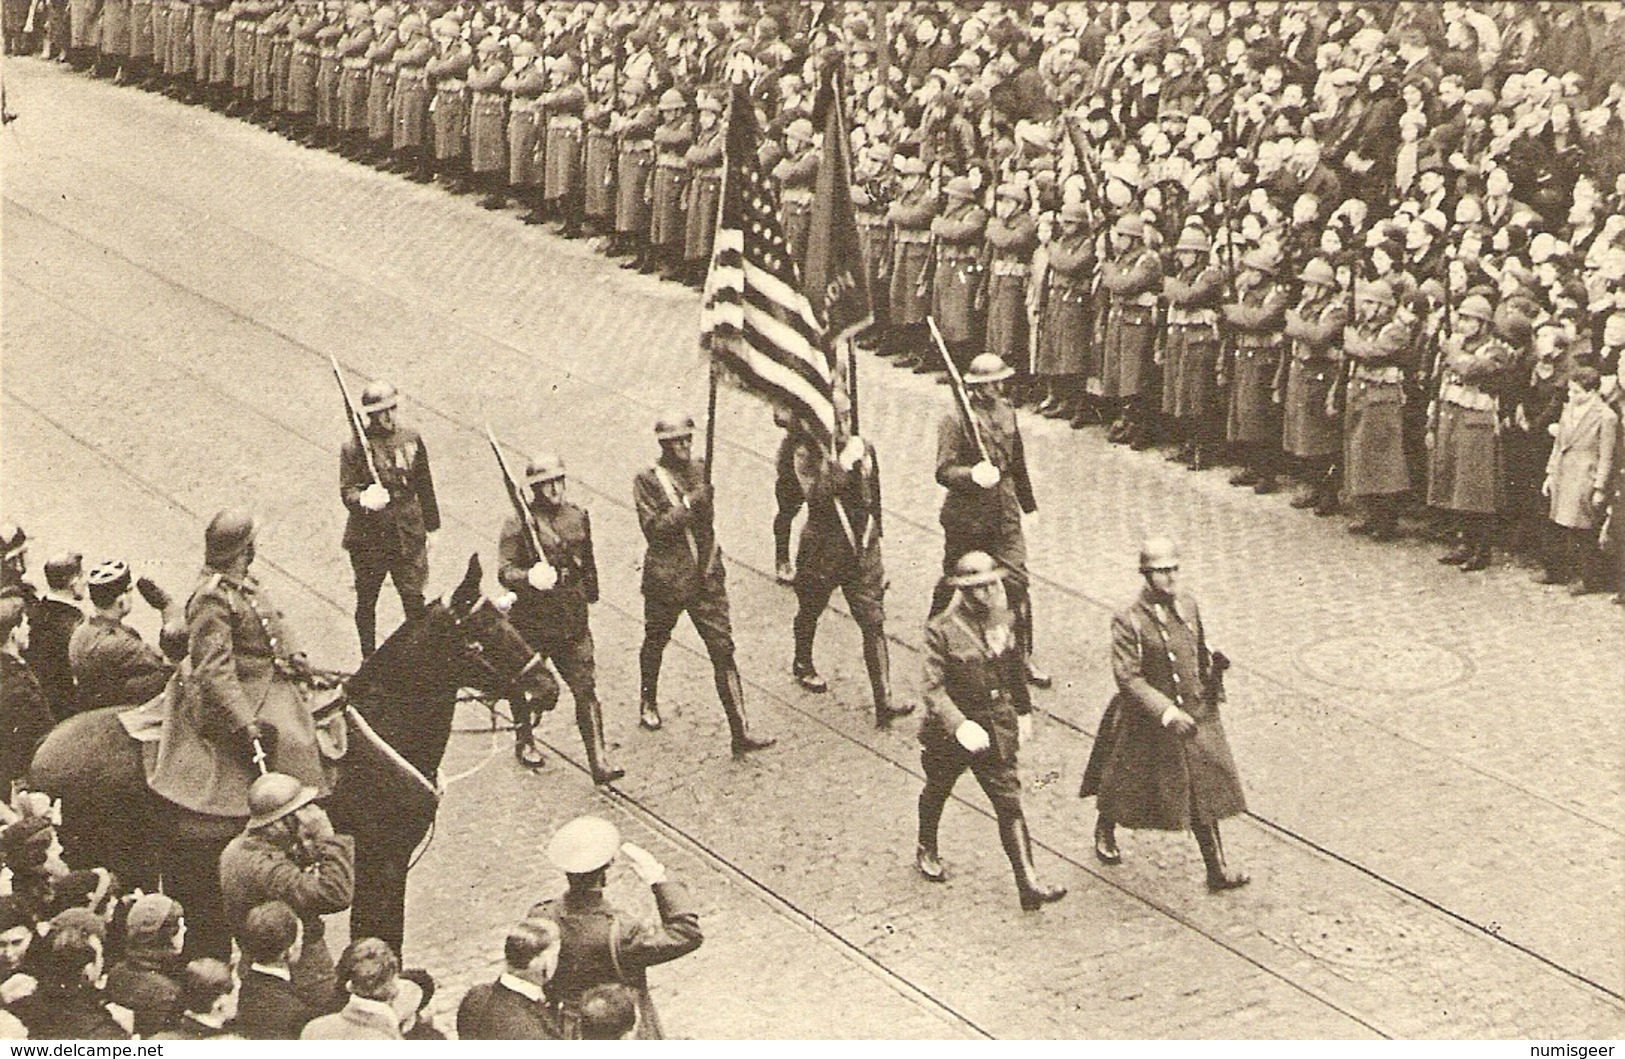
[{"left": 1, "top": 0, "right": 1622, "bottom": 1042}]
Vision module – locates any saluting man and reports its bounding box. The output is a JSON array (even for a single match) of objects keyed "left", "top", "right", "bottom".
[
  {"left": 497, "top": 453, "right": 622, "bottom": 785},
  {"left": 633, "top": 414, "right": 775, "bottom": 757},
  {"left": 340, "top": 380, "right": 440, "bottom": 659}
]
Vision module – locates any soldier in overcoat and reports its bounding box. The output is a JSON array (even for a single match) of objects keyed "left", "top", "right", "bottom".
[
  {"left": 1221, "top": 248, "right": 1290, "bottom": 493},
  {"left": 1160, "top": 225, "right": 1225, "bottom": 468},
  {"left": 1097, "top": 212, "right": 1163, "bottom": 446},
  {"left": 1341, "top": 279, "right": 1415, "bottom": 540},
  {"left": 1280, "top": 258, "right": 1349, "bottom": 512}
]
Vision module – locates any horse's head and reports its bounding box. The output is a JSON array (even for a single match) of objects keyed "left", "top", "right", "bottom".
[{"left": 437, "top": 553, "right": 552, "bottom": 709}]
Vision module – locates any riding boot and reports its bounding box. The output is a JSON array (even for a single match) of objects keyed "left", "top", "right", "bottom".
[
  {"left": 1014, "top": 592, "right": 1050, "bottom": 688},
  {"left": 356, "top": 610, "right": 376, "bottom": 659},
  {"left": 718, "top": 662, "right": 774, "bottom": 756},
  {"left": 575, "top": 696, "right": 624, "bottom": 785},
  {"left": 863, "top": 628, "right": 913, "bottom": 726},
  {"left": 915, "top": 783, "right": 947, "bottom": 880},
  {"left": 1194, "top": 821, "right": 1250, "bottom": 891},
  {"left": 1093, "top": 813, "right": 1121, "bottom": 864},
  {"left": 791, "top": 606, "right": 826, "bottom": 692},
  {"left": 999, "top": 809, "right": 1066, "bottom": 910},
  {"left": 1313, "top": 462, "right": 1341, "bottom": 516},
  {"left": 638, "top": 640, "right": 663, "bottom": 730}
]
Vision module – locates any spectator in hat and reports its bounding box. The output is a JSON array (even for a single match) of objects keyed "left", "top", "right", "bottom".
[
  {"left": 149, "top": 958, "right": 240, "bottom": 1039},
  {"left": 25, "top": 552, "right": 84, "bottom": 721},
  {"left": 0, "top": 599, "right": 52, "bottom": 797},
  {"left": 527, "top": 816, "right": 702, "bottom": 1039},
  {"left": 455, "top": 917, "right": 562, "bottom": 1039},
  {"left": 105, "top": 893, "right": 186, "bottom": 1037},
  {"left": 0, "top": 523, "right": 37, "bottom": 605},
  {"left": 68, "top": 560, "right": 183, "bottom": 714},
  {"left": 301, "top": 938, "right": 416, "bottom": 1040},
  {"left": 233, "top": 900, "right": 315, "bottom": 1040}
]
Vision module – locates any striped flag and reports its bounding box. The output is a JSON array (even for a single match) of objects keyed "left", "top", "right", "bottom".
[{"left": 699, "top": 82, "right": 836, "bottom": 447}]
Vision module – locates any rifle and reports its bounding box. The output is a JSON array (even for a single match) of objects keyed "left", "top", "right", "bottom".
[
  {"left": 928, "top": 316, "right": 990, "bottom": 464},
  {"left": 1330, "top": 259, "right": 1359, "bottom": 419},
  {"left": 330, "top": 357, "right": 381, "bottom": 487},
  {"left": 1426, "top": 248, "right": 1458, "bottom": 441},
  {"left": 1061, "top": 113, "right": 1105, "bottom": 226},
  {"left": 484, "top": 425, "right": 550, "bottom": 568}
]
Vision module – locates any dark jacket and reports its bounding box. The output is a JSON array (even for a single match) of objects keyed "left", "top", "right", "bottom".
[
  {"left": 104, "top": 948, "right": 184, "bottom": 1038},
  {"left": 498, "top": 502, "right": 598, "bottom": 645},
  {"left": 634, "top": 458, "right": 720, "bottom": 603},
  {"left": 340, "top": 424, "right": 440, "bottom": 556},
  {"left": 234, "top": 966, "right": 315, "bottom": 1040},
  {"left": 24, "top": 597, "right": 81, "bottom": 720},
  {"left": 1, "top": 651, "right": 54, "bottom": 796},
  {"left": 68, "top": 615, "right": 172, "bottom": 714},
  {"left": 456, "top": 976, "right": 560, "bottom": 1040},
  {"left": 9, "top": 980, "right": 129, "bottom": 1040}
]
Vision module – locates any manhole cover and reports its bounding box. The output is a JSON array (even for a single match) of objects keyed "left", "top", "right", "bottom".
[{"left": 1296, "top": 636, "right": 1469, "bottom": 693}]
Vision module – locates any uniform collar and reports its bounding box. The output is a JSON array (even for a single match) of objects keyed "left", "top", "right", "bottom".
[{"left": 497, "top": 973, "right": 546, "bottom": 1002}]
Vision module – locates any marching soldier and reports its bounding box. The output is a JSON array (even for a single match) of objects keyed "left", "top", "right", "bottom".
[
  {"left": 932, "top": 354, "right": 1050, "bottom": 688},
  {"left": 541, "top": 54, "right": 587, "bottom": 236},
  {"left": 772, "top": 117, "right": 819, "bottom": 269},
  {"left": 649, "top": 88, "right": 693, "bottom": 279},
  {"left": 497, "top": 454, "right": 622, "bottom": 785},
  {"left": 611, "top": 78, "right": 657, "bottom": 269},
  {"left": 680, "top": 88, "right": 725, "bottom": 283},
  {"left": 633, "top": 414, "right": 775, "bottom": 757},
  {"left": 915, "top": 550, "right": 1065, "bottom": 911},
  {"left": 1098, "top": 212, "right": 1163, "bottom": 447},
  {"left": 467, "top": 37, "right": 511, "bottom": 209},
  {"left": 1430, "top": 294, "right": 1518, "bottom": 571},
  {"left": 339, "top": 380, "right": 440, "bottom": 659},
  {"left": 885, "top": 154, "right": 937, "bottom": 368},
  {"left": 1220, "top": 247, "right": 1290, "bottom": 494},
  {"left": 1280, "top": 258, "right": 1349, "bottom": 514},
  {"left": 929, "top": 176, "right": 988, "bottom": 372},
  {"left": 1080, "top": 538, "right": 1249, "bottom": 891},
  {"left": 1034, "top": 201, "right": 1095, "bottom": 426},
  {"left": 788, "top": 424, "right": 914, "bottom": 728},
  {"left": 1341, "top": 279, "right": 1415, "bottom": 541},
  {"left": 1160, "top": 225, "right": 1225, "bottom": 468}
]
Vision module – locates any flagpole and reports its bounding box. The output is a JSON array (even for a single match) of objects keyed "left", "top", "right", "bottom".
[
  {"left": 704, "top": 355, "right": 719, "bottom": 485},
  {"left": 846, "top": 337, "right": 860, "bottom": 438}
]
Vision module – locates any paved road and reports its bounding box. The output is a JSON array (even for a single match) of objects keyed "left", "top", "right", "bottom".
[{"left": 3, "top": 61, "right": 1622, "bottom": 1038}]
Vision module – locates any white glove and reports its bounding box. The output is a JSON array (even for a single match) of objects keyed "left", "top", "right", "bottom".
[
  {"left": 1017, "top": 713, "right": 1033, "bottom": 746},
  {"left": 970, "top": 460, "right": 1002, "bottom": 488},
  {"left": 492, "top": 591, "right": 517, "bottom": 614},
  {"left": 620, "top": 842, "right": 668, "bottom": 885},
  {"left": 526, "top": 562, "right": 557, "bottom": 591},
  {"left": 359, "top": 483, "right": 390, "bottom": 511},
  {"left": 840, "top": 435, "right": 866, "bottom": 471},
  {"left": 955, "top": 719, "right": 990, "bottom": 753}
]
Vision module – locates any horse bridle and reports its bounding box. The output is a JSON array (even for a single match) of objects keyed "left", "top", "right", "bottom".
[{"left": 451, "top": 598, "right": 545, "bottom": 706}]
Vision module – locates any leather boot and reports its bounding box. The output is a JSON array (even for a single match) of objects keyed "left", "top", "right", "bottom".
[
  {"left": 576, "top": 696, "right": 624, "bottom": 785},
  {"left": 863, "top": 630, "right": 914, "bottom": 726},
  {"left": 791, "top": 608, "right": 826, "bottom": 692},
  {"left": 1000, "top": 810, "right": 1065, "bottom": 910},
  {"left": 1014, "top": 595, "right": 1051, "bottom": 689},
  {"left": 638, "top": 643, "right": 663, "bottom": 731},
  {"left": 511, "top": 700, "right": 545, "bottom": 769},
  {"left": 916, "top": 786, "right": 947, "bottom": 881},
  {"left": 1093, "top": 814, "right": 1121, "bottom": 865},
  {"left": 718, "top": 664, "right": 774, "bottom": 756},
  {"left": 1194, "top": 822, "right": 1249, "bottom": 891}
]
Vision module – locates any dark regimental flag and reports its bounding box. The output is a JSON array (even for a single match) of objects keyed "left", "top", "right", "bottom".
[
  {"left": 804, "top": 63, "right": 872, "bottom": 350},
  {"left": 699, "top": 82, "right": 836, "bottom": 447}
]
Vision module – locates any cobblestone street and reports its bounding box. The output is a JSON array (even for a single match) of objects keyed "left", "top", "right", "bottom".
[{"left": 3, "top": 61, "right": 1622, "bottom": 1038}]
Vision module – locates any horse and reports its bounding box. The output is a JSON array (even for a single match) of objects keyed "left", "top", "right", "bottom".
[{"left": 27, "top": 554, "right": 551, "bottom": 959}]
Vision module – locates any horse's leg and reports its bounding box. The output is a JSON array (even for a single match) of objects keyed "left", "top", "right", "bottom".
[
  {"left": 154, "top": 798, "right": 242, "bottom": 960},
  {"left": 350, "top": 838, "right": 409, "bottom": 958}
]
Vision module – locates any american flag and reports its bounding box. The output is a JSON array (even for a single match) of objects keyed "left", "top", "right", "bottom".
[{"left": 699, "top": 82, "right": 836, "bottom": 447}]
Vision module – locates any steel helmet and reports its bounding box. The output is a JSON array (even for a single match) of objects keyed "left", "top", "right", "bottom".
[
  {"left": 524, "top": 453, "right": 566, "bottom": 484},
  {"left": 963, "top": 353, "right": 1014, "bottom": 385},
  {"left": 654, "top": 413, "right": 696, "bottom": 441},
  {"left": 360, "top": 380, "right": 398, "bottom": 415},
  {"left": 1298, "top": 258, "right": 1336, "bottom": 288},
  {"left": 1456, "top": 294, "right": 1494, "bottom": 323},
  {"left": 546, "top": 815, "right": 621, "bottom": 874},
  {"left": 204, "top": 508, "right": 258, "bottom": 569},
  {"left": 1175, "top": 227, "right": 1210, "bottom": 254},
  {"left": 945, "top": 550, "right": 1004, "bottom": 587},
  {"left": 1356, "top": 279, "right": 1396, "bottom": 306},
  {"left": 246, "top": 772, "right": 321, "bottom": 830},
  {"left": 1139, "top": 537, "right": 1180, "bottom": 573},
  {"left": 658, "top": 87, "right": 687, "bottom": 111},
  {"left": 1112, "top": 212, "right": 1146, "bottom": 238}
]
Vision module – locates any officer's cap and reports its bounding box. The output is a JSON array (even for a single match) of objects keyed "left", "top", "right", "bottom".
[
  {"left": 546, "top": 815, "right": 621, "bottom": 874},
  {"left": 87, "top": 560, "right": 132, "bottom": 604}
]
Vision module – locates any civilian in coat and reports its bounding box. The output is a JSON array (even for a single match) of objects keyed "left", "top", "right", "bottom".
[
  {"left": 7, "top": 915, "right": 127, "bottom": 1040},
  {"left": 1080, "top": 539, "right": 1249, "bottom": 891},
  {"left": 455, "top": 918, "right": 561, "bottom": 1039},
  {"left": 24, "top": 553, "right": 83, "bottom": 720},
  {"left": 233, "top": 901, "right": 314, "bottom": 1039},
  {"left": 1538, "top": 366, "right": 1619, "bottom": 593},
  {"left": 0, "top": 600, "right": 54, "bottom": 798},
  {"left": 104, "top": 894, "right": 185, "bottom": 1037}
]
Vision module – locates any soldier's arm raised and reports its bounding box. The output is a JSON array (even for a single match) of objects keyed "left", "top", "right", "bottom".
[
  {"left": 617, "top": 881, "right": 704, "bottom": 970},
  {"left": 260, "top": 833, "right": 355, "bottom": 916}
]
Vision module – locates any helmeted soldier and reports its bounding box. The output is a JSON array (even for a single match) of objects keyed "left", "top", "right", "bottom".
[
  {"left": 772, "top": 116, "right": 819, "bottom": 269},
  {"left": 884, "top": 154, "right": 938, "bottom": 366},
  {"left": 1098, "top": 211, "right": 1163, "bottom": 446},
  {"left": 387, "top": 11, "right": 433, "bottom": 179},
  {"left": 581, "top": 63, "right": 618, "bottom": 237},
  {"left": 311, "top": 3, "right": 345, "bottom": 147},
  {"left": 932, "top": 354, "right": 1049, "bottom": 688},
  {"left": 1160, "top": 224, "right": 1225, "bottom": 468},
  {"left": 633, "top": 414, "right": 774, "bottom": 756},
  {"left": 983, "top": 182, "right": 1038, "bottom": 388},
  {"left": 361, "top": 5, "right": 399, "bottom": 163},
  {"left": 1341, "top": 279, "right": 1415, "bottom": 540},
  {"left": 340, "top": 380, "right": 439, "bottom": 659},
  {"left": 503, "top": 44, "right": 547, "bottom": 222},
  {"left": 540, "top": 54, "right": 587, "bottom": 236},
  {"left": 284, "top": 0, "right": 324, "bottom": 143},
  {"left": 680, "top": 88, "right": 725, "bottom": 285},
  {"left": 1281, "top": 257, "right": 1350, "bottom": 514},
  {"left": 1430, "top": 294, "right": 1519, "bottom": 571},
  {"left": 611, "top": 78, "right": 658, "bottom": 267},
  {"left": 496, "top": 453, "right": 621, "bottom": 784},
  {"left": 150, "top": 508, "right": 334, "bottom": 962},
  {"left": 466, "top": 36, "right": 512, "bottom": 208},
  {"left": 929, "top": 175, "right": 989, "bottom": 371},
  {"left": 333, "top": 1, "right": 374, "bottom": 156},
  {"left": 1079, "top": 538, "right": 1249, "bottom": 891},
  {"left": 426, "top": 17, "right": 473, "bottom": 191},
  {"left": 1221, "top": 247, "right": 1291, "bottom": 493},
  {"left": 915, "top": 551, "right": 1065, "bottom": 911},
  {"left": 648, "top": 87, "right": 694, "bottom": 278},
  {"left": 787, "top": 420, "right": 914, "bottom": 728},
  {"left": 1035, "top": 201, "right": 1095, "bottom": 426}
]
